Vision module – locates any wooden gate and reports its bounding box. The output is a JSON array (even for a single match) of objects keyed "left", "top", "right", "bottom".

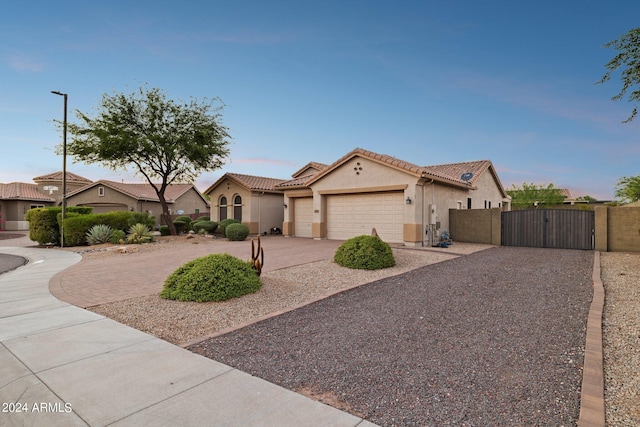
[{"left": 501, "top": 209, "right": 594, "bottom": 250}]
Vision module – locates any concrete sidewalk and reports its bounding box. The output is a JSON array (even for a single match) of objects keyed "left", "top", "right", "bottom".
[{"left": 0, "top": 246, "right": 377, "bottom": 427}]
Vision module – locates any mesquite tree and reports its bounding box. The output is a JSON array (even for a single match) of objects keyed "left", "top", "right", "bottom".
[{"left": 65, "top": 86, "right": 230, "bottom": 234}]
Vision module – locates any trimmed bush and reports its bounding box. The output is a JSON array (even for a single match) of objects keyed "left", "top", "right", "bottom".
[
  {"left": 226, "top": 223, "right": 249, "bottom": 241},
  {"left": 63, "top": 215, "right": 102, "bottom": 247},
  {"left": 86, "top": 224, "right": 113, "bottom": 245},
  {"left": 25, "top": 206, "right": 93, "bottom": 245},
  {"left": 219, "top": 218, "right": 240, "bottom": 235},
  {"left": 334, "top": 235, "right": 395, "bottom": 270},
  {"left": 173, "top": 220, "right": 188, "bottom": 234},
  {"left": 159, "top": 225, "right": 170, "bottom": 236},
  {"left": 192, "top": 220, "right": 218, "bottom": 235},
  {"left": 160, "top": 253, "right": 262, "bottom": 302}
]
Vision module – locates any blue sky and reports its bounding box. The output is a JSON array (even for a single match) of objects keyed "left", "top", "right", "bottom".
[{"left": 2, "top": 1, "right": 639, "bottom": 200}]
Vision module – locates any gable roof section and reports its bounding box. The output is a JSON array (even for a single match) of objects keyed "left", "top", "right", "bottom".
[
  {"left": 291, "top": 162, "right": 328, "bottom": 179},
  {"left": 0, "top": 182, "right": 56, "bottom": 202},
  {"left": 33, "top": 171, "right": 93, "bottom": 183},
  {"left": 203, "top": 173, "right": 286, "bottom": 195},
  {"left": 301, "top": 148, "right": 507, "bottom": 197},
  {"left": 66, "top": 180, "right": 208, "bottom": 205}
]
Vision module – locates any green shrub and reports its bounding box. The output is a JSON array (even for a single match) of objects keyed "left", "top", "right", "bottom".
[
  {"left": 174, "top": 215, "right": 192, "bottom": 229},
  {"left": 126, "top": 223, "right": 154, "bottom": 244},
  {"left": 226, "top": 223, "right": 249, "bottom": 241},
  {"left": 173, "top": 220, "right": 188, "bottom": 234},
  {"left": 334, "top": 235, "right": 395, "bottom": 270},
  {"left": 194, "top": 216, "right": 210, "bottom": 222},
  {"left": 192, "top": 220, "right": 218, "bottom": 234},
  {"left": 86, "top": 224, "right": 113, "bottom": 245},
  {"left": 219, "top": 218, "right": 241, "bottom": 235},
  {"left": 63, "top": 215, "right": 102, "bottom": 247},
  {"left": 26, "top": 208, "right": 60, "bottom": 245},
  {"left": 160, "top": 253, "right": 262, "bottom": 302},
  {"left": 110, "top": 229, "right": 126, "bottom": 244},
  {"left": 159, "top": 225, "right": 170, "bottom": 236}
]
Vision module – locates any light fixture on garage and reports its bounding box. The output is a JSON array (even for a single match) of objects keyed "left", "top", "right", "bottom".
[
  {"left": 283, "top": 203, "right": 288, "bottom": 208},
  {"left": 406, "top": 197, "right": 412, "bottom": 204}
]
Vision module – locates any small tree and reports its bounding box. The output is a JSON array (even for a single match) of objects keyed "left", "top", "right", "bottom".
[
  {"left": 597, "top": 27, "right": 640, "bottom": 123},
  {"left": 614, "top": 175, "right": 640, "bottom": 204},
  {"left": 506, "top": 182, "right": 566, "bottom": 209},
  {"left": 65, "top": 86, "right": 231, "bottom": 234}
]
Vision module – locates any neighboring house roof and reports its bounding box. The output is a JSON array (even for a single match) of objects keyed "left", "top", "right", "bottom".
[
  {"left": 67, "top": 180, "right": 208, "bottom": 205},
  {"left": 0, "top": 182, "right": 56, "bottom": 202},
  {"left": 33, "top": 171, "right": 93, "bottom": 183},
  {"left": 203, "top": 173, "right": 287, "bottom": 195}
]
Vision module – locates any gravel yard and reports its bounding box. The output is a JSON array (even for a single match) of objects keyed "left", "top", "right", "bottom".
[
  {"left": 79, "top": 238, "right": 640, "bottom": 426},
  {"left": 189, "top": 247, "right": 593, "bottom": 426},
  {"left": 601, "top": 252, "right": 640, "bottom": 426}
]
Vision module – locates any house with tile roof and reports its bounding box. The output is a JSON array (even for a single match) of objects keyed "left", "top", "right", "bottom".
[
  {"left": 203, "top": 173, "right": 288, "bottom": 235},
  {"left": 65, "top": 180, "right": 210, "bottom": 225},
  {"left": 275, "top": 147, "right": 510, "bottom": 246},
  {"left": 1, "top": 171, "right": 211, "bottom": 231}
]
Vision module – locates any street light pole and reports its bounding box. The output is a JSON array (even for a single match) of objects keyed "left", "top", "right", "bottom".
[{"left": 51, "top": 91, "right": 67, "bottom": 248}]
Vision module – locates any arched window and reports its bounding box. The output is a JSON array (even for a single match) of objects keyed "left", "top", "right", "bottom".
[
  {"left": 219, "top": 196, "right": 227, "bottom": 221},
  {"left": 233, "top": 195, "right": 242, "bottom": 221}
]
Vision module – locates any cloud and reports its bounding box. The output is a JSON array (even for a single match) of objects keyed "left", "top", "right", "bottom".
[{"left": 6, "top": 54, "right": 44, "bottom": 72}]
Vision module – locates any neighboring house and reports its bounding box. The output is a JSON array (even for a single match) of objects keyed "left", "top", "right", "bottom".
[
  {"left": 0, "top": 182, "right": 56, "bottom": 231},
  {"left": 33, "top": 171, "right": 94, "bottom": 205},
  {"left": 275, "top": 147, "right": 510, "bottom": 247},
  {"left": 65, "top": 180, "right": 209, "bottom": 225},
  {"left": 203, "top": 173, "right": 287, "bottom": 235}
]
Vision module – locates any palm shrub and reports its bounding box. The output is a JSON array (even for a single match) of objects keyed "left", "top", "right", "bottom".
[
  {"left": 126, "top": 223, "right": 154, "bottom": 244},
  {"left": 160, "top": 253, "right": 262, "bottom": 302},
  {"left": 334, "top": 235, "right": 395, "bottom": 270},
  {"left": 225, "top": 223, "right": 249, "bottom": 241},
  {"left": 86, "top": 224, "right": 113, "bottom": 245}
]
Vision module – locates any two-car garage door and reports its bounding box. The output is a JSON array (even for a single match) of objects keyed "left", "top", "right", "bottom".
[{"left": 326, "top": 192, "right": 404, "bottom": 243}]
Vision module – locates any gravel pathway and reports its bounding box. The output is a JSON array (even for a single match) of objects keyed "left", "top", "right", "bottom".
[
  {"left": 189, "top": 247, "right": 594, "bottom": 426},
  {"left": 601, "top": 252, "right": 640, "bottom": 426}
]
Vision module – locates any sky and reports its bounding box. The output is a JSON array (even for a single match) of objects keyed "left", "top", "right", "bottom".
[{"left": 1, "top": 1, "right": 639, "bottom": 200}]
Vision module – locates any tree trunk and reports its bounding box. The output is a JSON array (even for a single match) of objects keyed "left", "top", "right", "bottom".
[{"left": 154, "top": 183, "right": 177, "bottom": 235}]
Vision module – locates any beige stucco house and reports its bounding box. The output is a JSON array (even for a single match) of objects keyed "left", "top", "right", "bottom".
[
  {"left": 65, "top": 180, "right": 209, "bottom": 225},
  {"left": 203, "top": 173, "right": 287, "bottom": 235},
  {"left": 0, "top": 172, "right": 93, "bottom": 231},
  {"left": 276, "top": 148, "right": 510, "bottom": 247}
]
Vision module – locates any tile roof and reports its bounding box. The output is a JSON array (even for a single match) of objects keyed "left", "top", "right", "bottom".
[
  {"left": 67, "top": 180, "right": 201, "bottom": 203},
  {"left": 291, "top": 162, "right": 329, "bottom": 178},
  {"left": 225, "top": 173, "right": 286, "bottom": 191},
  {"left": 0, "top": 182, "right": 56, "bottom": 202},
  {"left": 32, "top": 171, "right": 93, "bottom": 183},
  {"left": 274, "top": 174, "right": 316, "bottom": 189},
  {"left": 203, "top": 173, "right": 287, "bottom": 195},
  {"left": 423, "top": 160, "right": 492, "bottom": 186}
]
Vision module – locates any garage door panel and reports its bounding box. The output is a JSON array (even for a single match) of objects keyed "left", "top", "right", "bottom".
[
  {"left": 294, "top": 197, "right": 313, "bottom": 238},
  {"left": 327, "top": 192, "right": 403, "bottom": 243}
]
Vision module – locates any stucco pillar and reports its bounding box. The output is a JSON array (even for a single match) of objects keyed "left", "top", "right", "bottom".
[{"left": 594, "top": 205, "right": 608, "bottom": 252}]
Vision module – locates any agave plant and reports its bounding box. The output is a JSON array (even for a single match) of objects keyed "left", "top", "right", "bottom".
[
  {"left": 86, "top": 224, "right": 114, "bottom": 245},
  {"left": 126, "top": 223, "right": 154, "bottom": 244}
]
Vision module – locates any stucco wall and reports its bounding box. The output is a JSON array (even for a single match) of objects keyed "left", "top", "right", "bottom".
[{"left": 250, "top": 192, "right": 284, "bottom": 235}]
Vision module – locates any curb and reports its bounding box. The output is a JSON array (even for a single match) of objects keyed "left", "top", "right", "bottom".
[{"left": 577, "top": 251, "right": 605, "bottom": 427}]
